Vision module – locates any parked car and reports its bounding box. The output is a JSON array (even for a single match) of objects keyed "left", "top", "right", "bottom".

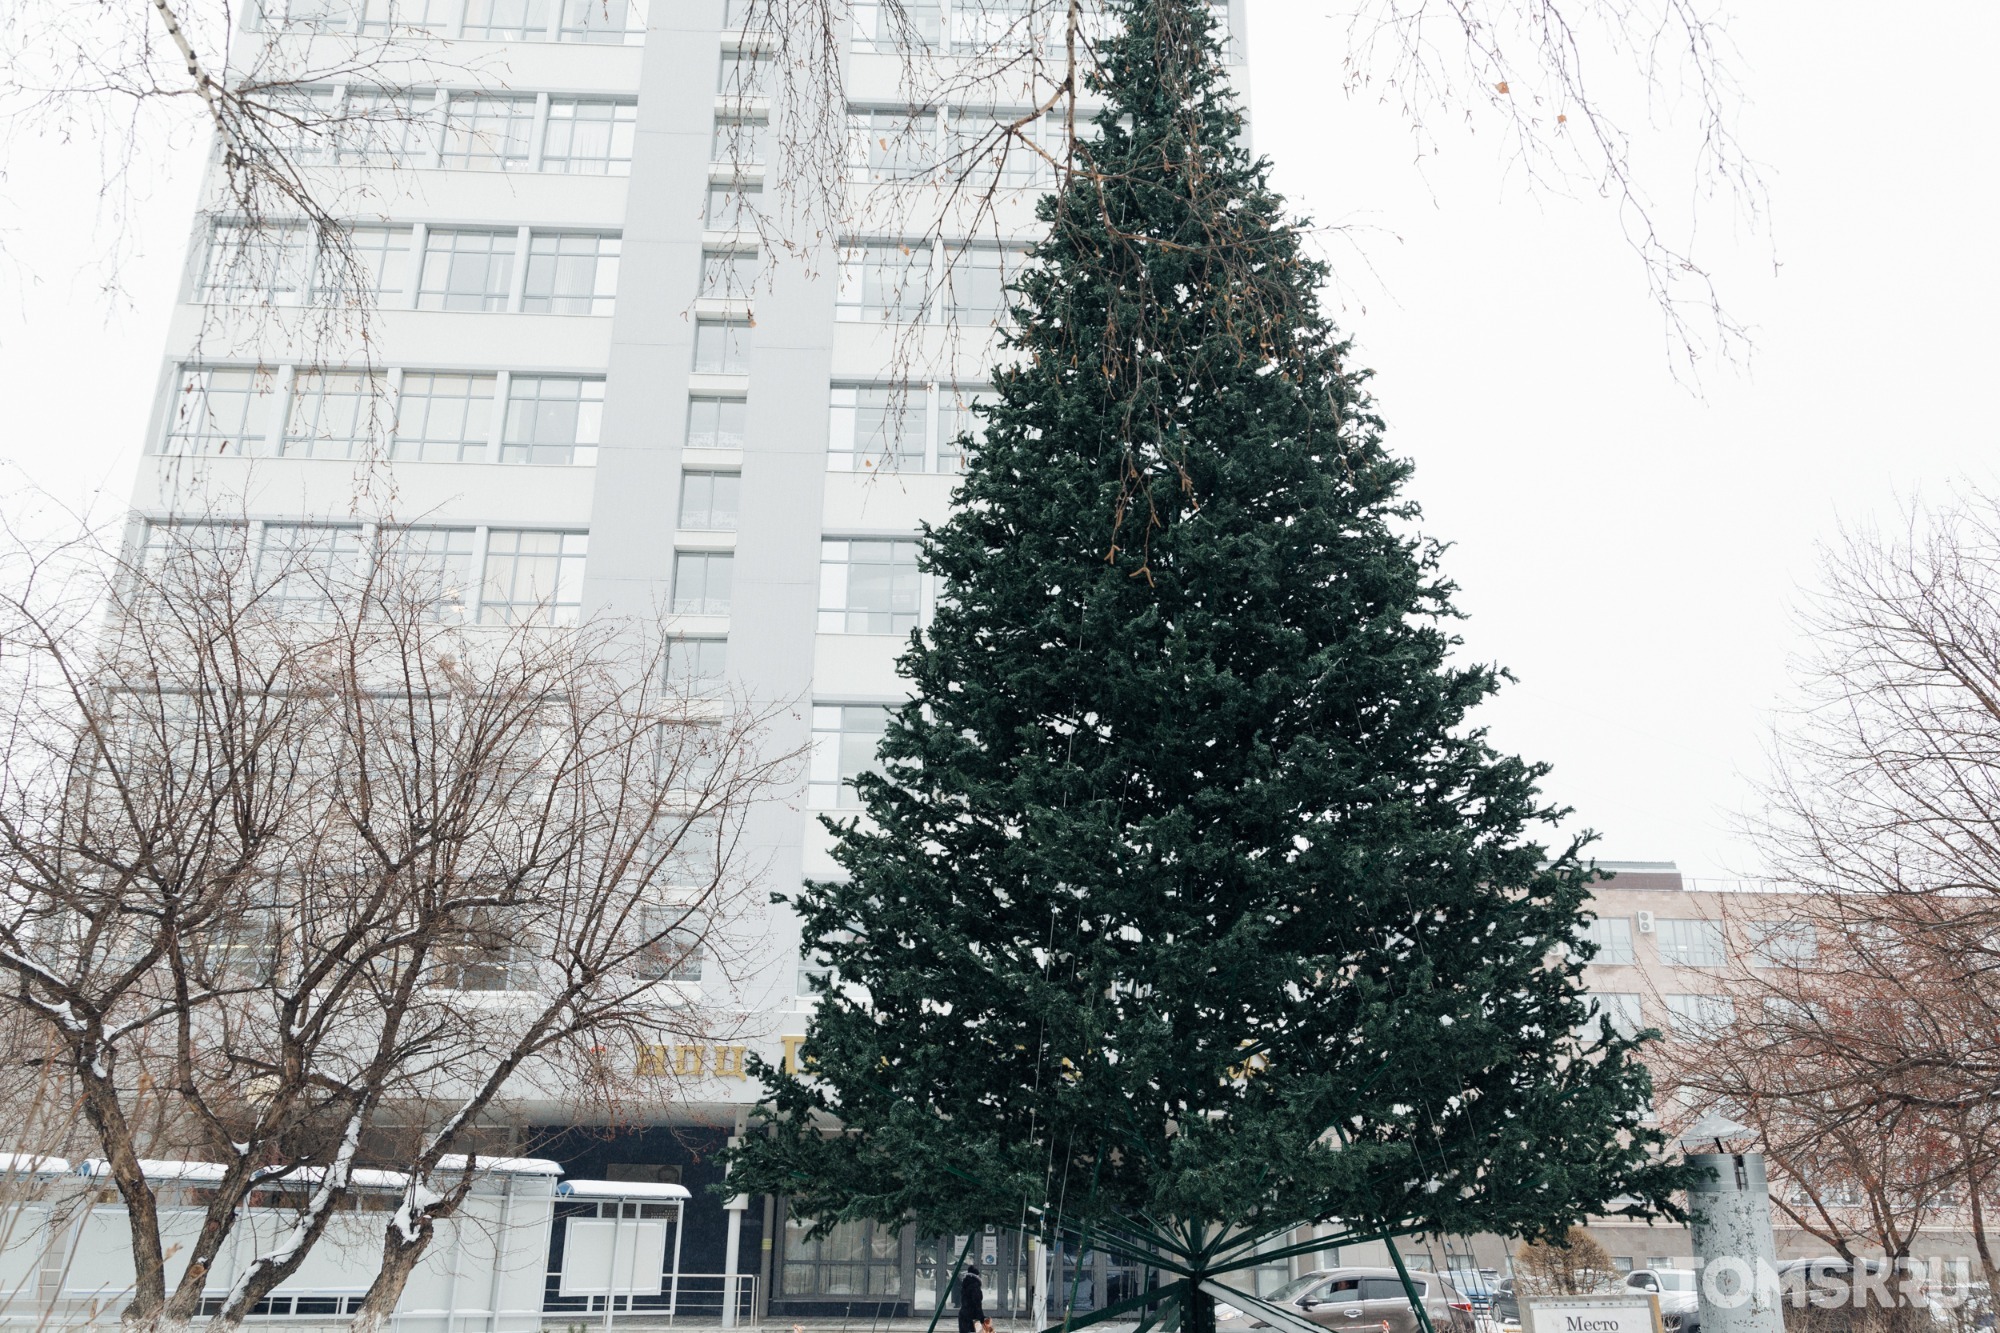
[
  {"left": 1626, "top": 1268, "right": 1702, "bottom": 1333},
  {"left": 1774, "top": 1257, "right": 1928, "bottom": 1320},
  {"left": 1490, "top": 1278, "right": 1518, "bottom": 1327},
  {"left": 1931, "top": 1280, "right": 1994, "bottom": 1333},
  {"left": 1447, "top": 1270, "right": 1503, "bottom": 1311},
  {"left": 1214, "top": 1267, "right": 1476, "bottom": 1333}
]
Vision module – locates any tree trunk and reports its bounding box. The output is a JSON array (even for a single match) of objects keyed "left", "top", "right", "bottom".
[
  {"left": 347, "top": 1198, "right": 444, "bottom": 1333},
  {"left": 74, "top": 1045, "right": 170, "bottom": 1331}
]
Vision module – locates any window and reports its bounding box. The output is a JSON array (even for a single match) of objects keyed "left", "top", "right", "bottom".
[
  {"left": 1656, "top": 918, "right": 1725, "bottom": 967},
  {"left": 1586, "top": 992, "right": 1643, "bottom": 1040},
  {"left": 262, "top": 0, "right": 360, "bottom": 31},
  {"left": 199, "top": 886, "right": 285, "bottom": 984},
  {"left": 542, "top": 99, "right": 637, "bottom": 175},
  {"left": 283, "top": 371, "right": 386, "bottom": 459},
  {"left": 1750, "top": 919, "right": 1817, "bottom": 968},
  {"left": 440, "top": 95, "right": 536, "bottom": 170},
  {"left": 829, "top": 386, "right": 929, "bottom": 472},
  {"left": 1583, "top": 916, "right": 1634, "bottom": 965},
  {"left": 479, "top": 530, "right": 588, "bottom": 626},
  {"left": 846, "top": 110, "right": 937, "bottom": 181},
  {"left": 700, "top": 248, "right": 758, "bottom": 300},
  {"left": 141, "top": 522, "right": 247, "bottom": 575},
  {"left": 950, "top": 0, "right": 1039, "bottom": 55},
  {"left": 809, "top": 705, "right": 889, "bottom": 808},
  {"left": 820, "top": 540, "right": 921, "bottom": 634},
  {"left": 199, "top": 223, "right": 310, "bottom": 304},
  {"left": 693, "top": 321, "right": 752, "bottom": 375},
  {"left": 1763, "top": 995, "right": 1820, "bottom": 1028},
  {"left": 666, "top": 637, "right": 729, "bottom": 684},
  {"left": 673, "top": 551, "right": 734, "bottom": 615},
  {"left": 360, "top": 0, "right": 453, "bottom": 35},
  {"left": 946, "top": 245, "right": 1025, "bottom": 324},
  {"left": 852, "top": 0, "right": 939, "bottom": 50},
  {"left": 795, "top": 951, "right": 830, "bottom": 996},
  {"left": 679, "top": 471, "right": 741, "bottom": 530},
  {"left": 946, "top": 110, "right": 1054, "bottom": 187},
  {"left": 338, "top": 90, "right": 436, "bottom": 168},
  {"left": 435, "top": 910, "right": 532, "bottom": 991},
  {"left": 655, "top": 812, "right": 724, "bottom": 886},
  {"left": 393, "top": 372, "right": 497, "bottom": 461},
  {"left": 417, "top": 228, "right": 517, "bottom": 311},
  {"left": 782, "top": 1215, "right": 902, "bottom": 1297},
  {"left": 321, "top": 224, "right": 414, "bottom": 304},
  {"left": 937, "top": 385, "right": 990, "bottom": 470},
  {"left": 257, "top": 523, "right": 365, "bottom": 619},
  {"left": 710, "top": 116, "right": 771, "bottom": 166},
  {"left": 502, "top": 377, "right": 603, "bottom": 464},
  {"left": 718, "top": 50, "right": 771, "bottom": 97},
  {"left": 1664, "top": 993, "right": 1736, "bottom": 1036},
  {"left": 705, "top": 183, "right": 762, "bottom": 231},
  {"left": 837, "top": 243, "right": 932, "bottom": 322},
  {"left": 686, "top": 396, "right": 747, "bottom": 449},
  {"left": 379, "top": 526, "right": 476, "bottom": 622},
  {"left": 162, "top": 366, "right": 278, "bottom": 456},
  {"left": 264, "top": 86, "right": 344, "bottom": 163},
  {"left": 558, "top": 0, "right": 646, "bottom": 43},
  {"left": 522, "top": 232, "right": 620, "bottom": 314},
  {"left": 461, "top": 0, "right": 550, "bottom": 38},
  {"left": 636, "top": 923, "right": 704, "bottom": 983},
  {"left": 1208, "top": 0, "right": 1233, "bottom": 60}
]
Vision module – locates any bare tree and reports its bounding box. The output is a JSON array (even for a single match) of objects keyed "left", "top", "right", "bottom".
[
  {"left": 0, "top": 508, "right": 795, "bottom": 1332},
  {"left": 5, "top": 0, "right": 1762, "bottom": 393},
  {"left": 1514, "top": 1226, "right": 1620, "bottom": 1295},
  {"left": 1648, "top": 493, "right": 2000, "bottom": 1294},
  {"left": 721, "top": 0, "right": 1763, "bottom": 390}
]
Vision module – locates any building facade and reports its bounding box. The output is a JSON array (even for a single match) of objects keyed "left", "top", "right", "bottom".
[
  {"left": 127, "top": 0, "right": 1250, "bottom": 1321},
  {"left": 121, "top": 1, "right": 1951, "bottom": 1318}
]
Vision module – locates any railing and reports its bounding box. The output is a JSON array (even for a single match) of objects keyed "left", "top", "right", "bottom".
[{"left": 540, "top": 1274, "right": 760, "bottom": 1326}]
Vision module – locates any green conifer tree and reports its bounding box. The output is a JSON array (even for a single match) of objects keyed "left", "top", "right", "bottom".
[{"left": 727, "top": 2, "right": 1685, "bottom": 1327}]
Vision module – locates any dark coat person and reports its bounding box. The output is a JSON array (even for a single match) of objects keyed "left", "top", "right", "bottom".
[{"left": 958, "top": 1270, "right": 986, "bottom": 1333}]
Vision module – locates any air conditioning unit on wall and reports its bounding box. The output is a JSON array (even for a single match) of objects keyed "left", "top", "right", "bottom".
[{"left": 1636, "top": 910, "right": 1656, "bottom": 934}]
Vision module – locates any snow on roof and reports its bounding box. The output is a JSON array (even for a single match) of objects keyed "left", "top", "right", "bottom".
[
  {"left": 0, "top": 1153, "right": 71, "bottom": 1176},
  {"left": 77, "top": 1159, "right": 230, "bottom": 1183},
  {"left": 557, "top": 1179, "right": 691, "bottom": 1201},
  {"left": 75, "top": 1156, "right": 562, "bottom": 1185}
]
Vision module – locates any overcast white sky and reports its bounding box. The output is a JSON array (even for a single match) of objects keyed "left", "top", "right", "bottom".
[{"left": 1, "top": 3, "right": 1993, "bottom": 879}]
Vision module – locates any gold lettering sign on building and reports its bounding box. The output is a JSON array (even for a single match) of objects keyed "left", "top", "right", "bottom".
[{"left": 633, "top": 1042, "right": 753, "bottom": 1079}]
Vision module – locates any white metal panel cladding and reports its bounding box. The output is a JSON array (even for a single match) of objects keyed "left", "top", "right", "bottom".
[{"left": 558, "top": 1217, "right": 668, "bottom": 1296}]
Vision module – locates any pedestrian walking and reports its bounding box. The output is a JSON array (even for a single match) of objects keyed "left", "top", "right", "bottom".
[{"left": 959, "top": 1269, "right": 986, "bottom": 1333}]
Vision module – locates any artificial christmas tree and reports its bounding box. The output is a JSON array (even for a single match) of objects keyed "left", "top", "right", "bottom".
[{"left": 727, "top": 3, "right": 1685, "bottom": 1328}]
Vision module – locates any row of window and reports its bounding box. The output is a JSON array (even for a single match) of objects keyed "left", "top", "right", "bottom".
[
  {"left": 1582, "top": 914, "right": 1816, "bottom": 968},
  {"left": 158, "top": 363, "right": 991, "bottom": 473},
  {"left": 257, "top": 0, "right": 645, "bottom": 43},
  {"left": 667, "top": 540, "right": 926, "bottom": 631},
  {"left": 200, "top": 223, "right": 618, "bottom": 314},
  {"left": 845, "top": 0, "right": 1235, "bottom": 60},
  {"left": 277, "top": 88, "right": 637, "bottom": 173},
  {"left": 135, "top": 518, "right": 919, "bottom": 646},
  {"left": 254, "top": 0, "right": 1236, "bottom": 64},
  {"left": 141, "top": 521, "right": 588, "bottom": 626},
  {"left": 844, "top": 106, "right": 1068, "bottom": 185},
  {"left": 161, "top": 366, "right": 603, "bottom": 463},
  {"left": 1586, "top": 991, "right": 1737, "bottom": 1039},
  {"left": 828, "top": 240, "right": 1028, "bottom": 325},
  {"left": 198, "top": 218, "right": 1024, "bottom": 330}
]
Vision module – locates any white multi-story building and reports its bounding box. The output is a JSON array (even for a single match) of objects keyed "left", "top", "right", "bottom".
[{"left": 124, "top": 0, "right": 1251, "bottom": 1320}]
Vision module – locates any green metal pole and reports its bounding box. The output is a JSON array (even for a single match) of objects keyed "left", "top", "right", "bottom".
[
  {"left": 1383, "top": 1236, "right": 1439, "bottom": 1333},
  {"left": 928, "top": 1234, "right": 981, "bottom": 1333}
]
